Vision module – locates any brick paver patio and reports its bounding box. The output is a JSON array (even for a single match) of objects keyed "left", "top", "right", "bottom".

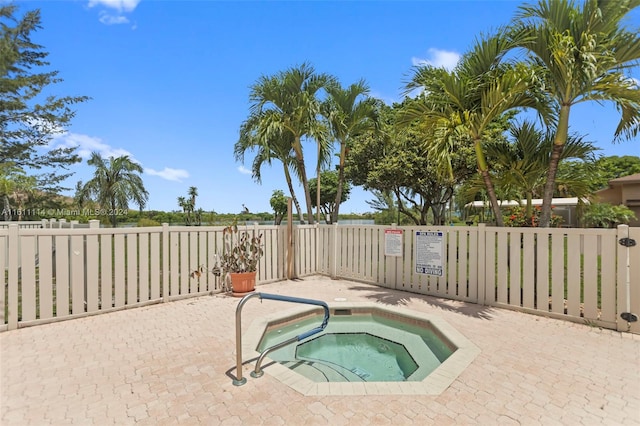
[{"left": 1, "top": 276, "right": 639, "bottom": 425}]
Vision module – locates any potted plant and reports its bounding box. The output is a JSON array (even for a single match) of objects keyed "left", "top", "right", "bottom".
[{"left": 220, "top": 223, "right": 264, "bottom": 297}]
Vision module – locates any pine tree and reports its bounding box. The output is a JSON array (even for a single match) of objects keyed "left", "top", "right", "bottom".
[{"left": 1, "top": 5, "right": 89, "bottom": 200}]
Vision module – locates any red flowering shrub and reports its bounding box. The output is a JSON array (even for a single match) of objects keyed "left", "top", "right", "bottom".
[{"left": 503, "top": 205, "right": 563, "bottom": 227}]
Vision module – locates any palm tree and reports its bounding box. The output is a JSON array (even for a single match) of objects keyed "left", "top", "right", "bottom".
[
  {"left": 177, "top": 196, "right": 192, "bottom": 225},
  {"left": 323, "top": 80, "right": 379, "bottom": 223},
  {"left": 243, "top": 63, "right": 335, "bottom": 224},
  {"left": 403, "top": 33, "right": 552, "bottom": 226},
  {"left": 188, "top": 186, "right": 198, "bottom": 209},
  {"left": 235, "top": 120, "right": 306, "bottom": 223},
  {"left": 78, "top": 152, "right": 148, "bottom": 227},
  {"left": 486, "top": 120, "right": 598, "bottom": 219},
  {"left": 509, "top": 0, "right": 640, "bottom": 227}
]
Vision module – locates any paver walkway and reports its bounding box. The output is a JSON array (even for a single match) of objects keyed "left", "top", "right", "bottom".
[{"left": 1, "top": 276, "right": 639, "bottom": 425}]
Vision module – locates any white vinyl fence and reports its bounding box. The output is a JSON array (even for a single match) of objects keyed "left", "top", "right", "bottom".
[
  {"left": 316, "top": 223, "right": 639, "bottom": 334},
  {"left": 0, "top": 218, "right": 90, "bottom": 229},
  {"left": 2, "top": 221, "right": 639, "bottom": 333},
  {"left": 1, "top": 222, "right": 287, "bottom": 331}
]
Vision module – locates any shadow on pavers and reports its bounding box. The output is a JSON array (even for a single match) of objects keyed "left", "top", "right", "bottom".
[{"left": 347, "top": 285, "right": 495, "bottom": 321}]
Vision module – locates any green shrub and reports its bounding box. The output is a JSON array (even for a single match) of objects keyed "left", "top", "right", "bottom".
[{"left": 582, "top": 203, "right": 637, "bottom": 228}]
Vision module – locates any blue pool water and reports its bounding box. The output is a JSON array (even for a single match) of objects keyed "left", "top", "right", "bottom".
[{"left": 257, "top": 311, "right": 455, "bottom": 383}]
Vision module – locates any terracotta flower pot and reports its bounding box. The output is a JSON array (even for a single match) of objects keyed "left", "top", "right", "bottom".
[{"left": 230, "top": 271, "right": 256, "bottom": 297}]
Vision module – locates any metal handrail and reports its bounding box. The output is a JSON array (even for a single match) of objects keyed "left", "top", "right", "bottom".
[{"left": 233, "top": 292, "right": 330, "bottom": 386}]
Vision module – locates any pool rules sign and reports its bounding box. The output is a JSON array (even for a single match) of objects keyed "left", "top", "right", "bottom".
[
  {"left": 415, "top": 231, "right": 444, "bottom": 276},
  {"left": 384, "top": 229, "right": 403, "bottom": 257}
]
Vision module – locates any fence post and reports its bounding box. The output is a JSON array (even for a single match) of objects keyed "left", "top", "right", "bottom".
[
  {"left": 253, "top": 222, "right": 260, "bottom": 282},
  {"left": 162, "top": 223, "right": 169, "bottom": 302},
  {"left": 394, "top": 224, "right": 402, "bottom": 290},
  {"left": 383, "top": 224, "right": 399, "bottom": 289},
  {"left": 477, "top": 223, "right": 486, "bottom": 305},
  {"left": 7, "top": 224, "right": 19, "bottom": 330},
  {"left": 286, "top": 199, "right": 293, "bottom": 280},
  {"left": 330, "top": 222, "right": 338, "bottom": 279},
  {"left": 616, "top": 224, "right": 636, "bottom": 332},
  {"left": 86, "top": 220, "right": 100, "bottom": 312},
  {"left": 315, "top": 222, "right": 319, "bottom": 277}
]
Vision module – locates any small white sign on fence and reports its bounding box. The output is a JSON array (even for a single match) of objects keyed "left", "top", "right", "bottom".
[
  {"left": 415, "top": 231, "right": 444, "bottom": 276},
  {"left": 384, "top": 229, "right": 403, "bottom": 257}
]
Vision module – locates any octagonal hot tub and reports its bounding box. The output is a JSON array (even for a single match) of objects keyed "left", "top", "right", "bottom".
[{"left": 243, "top": 302, "right": 480, "bottom": 395}]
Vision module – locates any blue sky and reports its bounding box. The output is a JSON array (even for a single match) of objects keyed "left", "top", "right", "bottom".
[{"left": 22, "top": 0, "right": 640, "bottom": 214}]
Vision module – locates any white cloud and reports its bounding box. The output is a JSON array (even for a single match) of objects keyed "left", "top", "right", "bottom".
[
  {"left": 52, "top": 132, "right": 135, "bottom": 161},
  {"left": 88, "top": 0, "right": 141, "bottom": 13},
  {"left": 49, "top": 131, "right": 189, "bottom": 182},
  {"left": 145, "top": 167, "right": 190, "bottom": 182},
  {"left": 238, "top": 166, "right": 252, "bottom": 175},
  {"left": 412, "top": 48, "right": 461, "bottom": 71},
  {"left": 99, "top": 12, "right": 129, "bottom": 25},
  {"left": 88, "top": 0, "right": 139, "bottom": 26}
]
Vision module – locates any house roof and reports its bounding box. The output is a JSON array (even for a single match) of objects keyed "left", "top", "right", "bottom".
[
  {"left": 607, "top": 173, "right": 640, "bottom": 185},
  {"left": 465, "top": 197, "right": 589, "bottom": 208}
]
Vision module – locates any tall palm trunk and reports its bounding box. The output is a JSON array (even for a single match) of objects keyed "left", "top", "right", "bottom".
[
  {"left": 282, "top": 165, "right": 305, "bottom": 223},
  {"left": 331, "top": 141, "right": 347, "bottom": 224},
  {"left": 316, "top": 158, "right": 321, "bottom": 224},
  {"left": 475, "top": 138, "right": 504, "bottom": 227},
  {"left": 110, "top": 199, "right": 117, "bottom": 227},
  {"left": 292, "top": 137, "right": 315, "bottom": 225},
  {"left": 525, "top": 191, "right": 533, "bottom": 220},
  {"left": 480, "top": 169, "right": 504, "bottom": 227},
  {"left": 539, "top": 105, "right": 570, "bottom": 227}
]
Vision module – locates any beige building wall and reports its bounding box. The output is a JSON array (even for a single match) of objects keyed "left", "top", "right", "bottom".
[{"left": 595, "top": 173, "right": 640, "bottom": 227}]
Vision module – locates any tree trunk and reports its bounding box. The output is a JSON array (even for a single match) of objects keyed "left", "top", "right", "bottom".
[
  {"left": 110, "top": 200, "right": 117, "bottom": 228},
  {"left": 332, "top": 141, "right": 347, "bottom": 224},
  {"left": 316, "top": 141, "right": 322, "bottom": 224},
  {"left": 394, "top": 188, "right": 420, "bottom": 225},
  {"left": 525, "top": 191, "right": 533, "bottom": 220},
  {"left": 292, "top": 138, "right": 315, "bottom": 224},
  {"left": 474, "top": 137, "right": 503, "bottom": 226},
  {"left": 480, "top": 169, "right": 504, "bottom": 227},
  {"left": 539, "top": 143, "right": 564, "bottom": 227},
  {"left": 283, "top": 165, "right": 305, "bottom": 223},
  {"left": 539, "top": 105, "right": 570, "bottom": 228},
  {"left": 316, "top": 163, "right": 321, "bottom": 224},
  {"left": 431, "top": 204, "right": 445, "bottom": 225}
]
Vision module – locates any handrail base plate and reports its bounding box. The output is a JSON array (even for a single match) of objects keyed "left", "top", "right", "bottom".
[{"left": 232, "top": 377, "right": 247, "bottom": 386}]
